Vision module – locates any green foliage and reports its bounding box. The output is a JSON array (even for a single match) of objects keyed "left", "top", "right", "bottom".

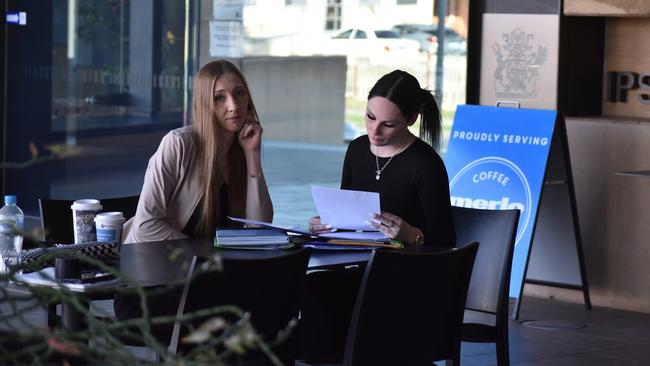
[{"left": 0, "top": 249, "right": 292, "bottom": 365}]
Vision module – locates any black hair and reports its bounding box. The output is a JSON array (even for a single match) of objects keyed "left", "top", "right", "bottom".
[{"left": 367, "top": 70, "right": 441, "bottom": 148}]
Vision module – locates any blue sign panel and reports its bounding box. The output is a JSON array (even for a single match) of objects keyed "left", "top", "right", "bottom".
[{"left": 445, "top": 105, "right": 556, "bottom": 298}]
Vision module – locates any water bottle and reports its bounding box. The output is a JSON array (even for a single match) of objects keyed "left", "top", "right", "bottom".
[{"left": 0, "top": 195, "right": 24, "bottom": 273}]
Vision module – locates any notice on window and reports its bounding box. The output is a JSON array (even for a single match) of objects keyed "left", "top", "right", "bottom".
[
  {"left": 209, "top": 20, "right": 243, "bottom": 58},
  {"left": 213, "top": 0, "right": 243, "bottom": 20}
]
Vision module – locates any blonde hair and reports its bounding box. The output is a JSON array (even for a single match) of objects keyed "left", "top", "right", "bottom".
[{"left": 192, "top": 60, "right": 260, "bottom": 237}]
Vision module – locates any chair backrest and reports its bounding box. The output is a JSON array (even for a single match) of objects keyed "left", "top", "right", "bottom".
[
  {"left": 452, "top": 206, "right": 520, "bottom": 317},
  {"left": 175, "top": 248, "right": 311, "bottom": 363},
  {"left": 343, "top": 243, "right": 479, "bottom": 366},
  {"left": 39, "top": 195, "right": 140, "bottom": 244}
]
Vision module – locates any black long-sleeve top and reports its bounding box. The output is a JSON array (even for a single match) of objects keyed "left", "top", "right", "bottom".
[{"left": 341, "top": 135, "right": 456, "bottom": 248}]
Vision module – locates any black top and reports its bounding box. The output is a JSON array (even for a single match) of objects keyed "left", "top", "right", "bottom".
[
  {"left": 341, "top": 135, "right": 456, "bottom": 247},
  {"left": 183, "top": 183, "right": 234, "bottom": 237}
]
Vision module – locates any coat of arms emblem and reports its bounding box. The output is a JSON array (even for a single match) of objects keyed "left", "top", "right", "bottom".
[{"left": 492, "top": 28, "right": 547, "bottom": 98}]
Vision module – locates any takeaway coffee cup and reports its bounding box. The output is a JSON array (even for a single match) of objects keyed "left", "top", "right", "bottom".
[
  {"left": 71, "top": 199, "right": 103, "bottom": 244},
  {"left": 94, "top": 212, "right": 125, "bottom": 243}
]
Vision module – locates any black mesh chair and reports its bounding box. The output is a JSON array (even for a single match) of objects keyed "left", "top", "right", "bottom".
[
  {"left": 452, "top": 206, "right": 520, "bottom": 366},
  {"left": 340, "top": 243, "right": 478, "bottom": 366},
  {"left": 38, "top": 195, "right": 139, "bottom": 245},
  {"left": 168, "top": 248, "right": 311, "bottom": 365}
]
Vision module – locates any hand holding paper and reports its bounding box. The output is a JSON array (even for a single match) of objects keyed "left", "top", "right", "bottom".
[{"left": 311, "top": 186, "right": 379, "bottom": 231}]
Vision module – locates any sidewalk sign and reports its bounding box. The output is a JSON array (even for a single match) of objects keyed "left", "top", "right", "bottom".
[{"left": 445, "top": 104, "right": 590, "bottom": 320}]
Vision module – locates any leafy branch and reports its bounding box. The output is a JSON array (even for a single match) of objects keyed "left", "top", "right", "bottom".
[{"left": 0, "top": 249, "right": 291, "bottom": 365}]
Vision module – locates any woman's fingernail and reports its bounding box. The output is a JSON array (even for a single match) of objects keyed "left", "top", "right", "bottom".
[
  {"left": 365, "top": 220, "right": 374, "bottom": 226},
  {"left": 324, "top": 224, "right": 332, "bottom": 229}
]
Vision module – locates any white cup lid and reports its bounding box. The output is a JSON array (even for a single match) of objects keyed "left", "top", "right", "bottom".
[
  {"left": 95, "top": 211, "right": 125, "bottom": 223},
  {"left": 71, "top": 199, "right": 103, "bottom": 211}
]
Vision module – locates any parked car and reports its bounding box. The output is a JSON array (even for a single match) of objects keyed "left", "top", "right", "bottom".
[
  {"left": 325, "top": 27, "right": 421, "bottom": 63},
  {"left": 392, "top": 23, "right": 467, "bottom": 55}
]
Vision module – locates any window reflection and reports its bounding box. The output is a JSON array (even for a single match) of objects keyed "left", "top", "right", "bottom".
[
  {"left": 241, "top": 1, "right": 467, "bottom": 154},
  {"left": 5, "top": 0, "right": 187, "bottom": 215},
  {"left": 52, "top": 0, "right": 185, "bottom": 131},
  {"left": 3, "top": 1, "right": 467, "bottom": 229}
]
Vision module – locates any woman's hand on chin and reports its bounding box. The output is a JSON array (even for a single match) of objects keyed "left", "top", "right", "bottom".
[{"left": 238, "top": 120, "right": 263, "bottom": 153}]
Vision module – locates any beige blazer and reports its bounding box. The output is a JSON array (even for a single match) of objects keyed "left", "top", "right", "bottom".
[{"left": 123, "top": 126, "right": 273, "bottom": 243}]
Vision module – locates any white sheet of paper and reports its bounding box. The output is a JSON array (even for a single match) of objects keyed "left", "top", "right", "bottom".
[
  {"left": 227, "top": 216, "right": 387, "bottom": 240},
  {"left": 311, "top": 186, "right": 379, "bottom": 231}
]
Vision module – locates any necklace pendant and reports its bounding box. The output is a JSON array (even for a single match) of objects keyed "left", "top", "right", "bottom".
[{"left": 375, "top": 173, "right": 380, "bottom": 180}]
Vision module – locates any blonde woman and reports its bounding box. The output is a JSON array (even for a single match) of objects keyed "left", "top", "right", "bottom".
[{"left": 123, "top": 60, "right": 273, "bottom": 243}]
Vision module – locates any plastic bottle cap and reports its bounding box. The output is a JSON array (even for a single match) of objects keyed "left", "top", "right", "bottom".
[{"left": 4, "top": 195, "right": 16, "bottom": 205}]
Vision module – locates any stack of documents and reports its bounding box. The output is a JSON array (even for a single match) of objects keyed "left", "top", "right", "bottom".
[
  {"left": 303, "top": 231, "right": 401, "bottom": 250},
  {"left": 226, "top": 217, "right": 402, "bottom": 251},
  {"left": 227, "top": 183, "right": 404, "bottom": 251},
  {"left": 303, "top": 240, "right": 403, "bottom": 250},
  {"left": 307, "top": 231, "right": 402, "bottom": 250},
  {"left": 214, "top": 228, "right": 292, "bottom": 250}
]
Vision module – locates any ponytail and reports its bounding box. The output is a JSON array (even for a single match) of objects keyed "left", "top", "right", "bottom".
[{"left": 418, "top": 88, "right": 441, "bottom": 149}]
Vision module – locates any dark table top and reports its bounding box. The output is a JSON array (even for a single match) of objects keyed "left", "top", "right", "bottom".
[{"left": 118, "top": 238, "right": 373, "bottom": 287}]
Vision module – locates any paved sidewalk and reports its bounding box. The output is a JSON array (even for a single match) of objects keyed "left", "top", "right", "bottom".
[{"left": 262, "top": 141, "right": 347, "bottom": 229}]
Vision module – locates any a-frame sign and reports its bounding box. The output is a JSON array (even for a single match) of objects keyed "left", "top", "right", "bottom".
[{"left": 445, "top": 104, "right": 590, "bottom": 319}]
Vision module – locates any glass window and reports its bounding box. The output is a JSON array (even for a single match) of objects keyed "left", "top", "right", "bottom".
[
  {"left": 374, "top": 30, "right": 401, "bottom": 39},
  {"left": 333, "top": 29, "right": 353, "bottom": 39},
  {"left": 3, "top": 0, "right": 188, "bottom": 216},
  {"left": 3, "top": 1, "right": 468, "bottom": 230},
  {"left": 325, "top": 0, "right": 342, "bottom": 31},
  {"left": 240, "top": 2, "right": 468, "bottom": 227}
]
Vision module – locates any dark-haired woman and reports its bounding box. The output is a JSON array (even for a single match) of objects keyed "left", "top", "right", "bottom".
[
  {"left": 310, "top": 69, "right": 455, "bottom": 247},
  {"left": 300, "top": 70, "right": 456, "bottom": 362}
]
